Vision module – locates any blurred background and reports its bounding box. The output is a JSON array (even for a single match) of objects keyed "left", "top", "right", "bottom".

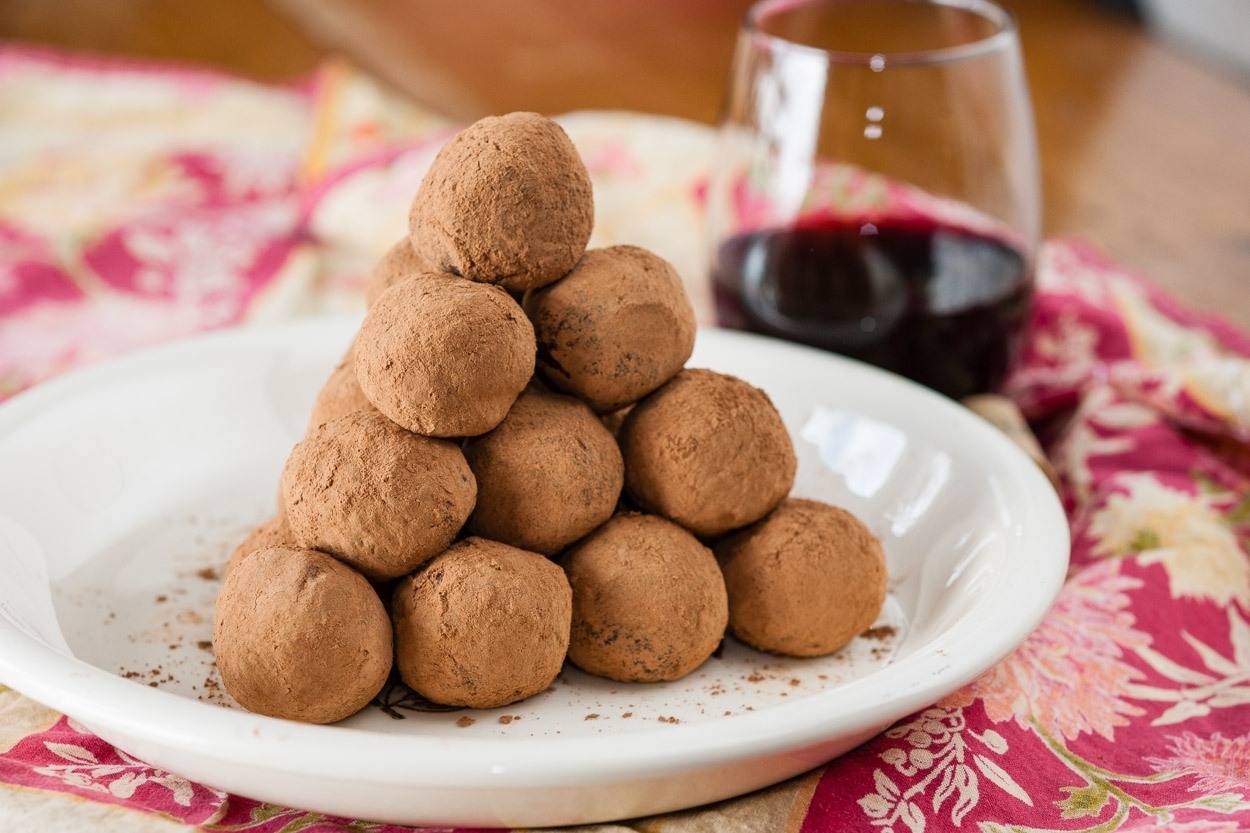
[{"left": 1, "top": 0, "right": 1248, "bottom": 325}]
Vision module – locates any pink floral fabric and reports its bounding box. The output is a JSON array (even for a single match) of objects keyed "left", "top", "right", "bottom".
[
  {"left": 0, "top": 47, "right": 322, "bottom": 398},
  {"left": 2, "top": 45, "right": 1250, "bottom": 833}
]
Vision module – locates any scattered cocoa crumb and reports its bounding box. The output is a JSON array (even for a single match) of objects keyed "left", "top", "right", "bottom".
[
  {"left": 862, "top": 625, "right": 897, "bottom": 641},
  {"left": 197, "top": 641, "right": 213, "bottom": 651},
  {"left": 498, "top": 715, "right": 514, "bottom": 725},
  {"left": 456, "top": 716, "right": 476, "bottom": 728},
  {"left": 148, "top": 682, "right": 158, "bottom": 688},
  {"left": 789, "top": 678, "right": 801, "bottom": 687},
  {"left": 747, "top": 673, "right": 765, "bottom": 683},
  {"left": 155, "top": 595, "right": 168, "bottom": 603},
  {"left": 724, "top": 710, "right": 732, "bottom": 716},
  {"left": 657, "top": 716, "right": 681, "bottom": 724},
  {"left": 196, "top": 567, "right": 220, "bottom": 581},
  {"left": 121, "top": 671, "right": 141, "bottom": 680},
  {"left": 622, "top": 712, "right": 633, "bottom": 719},
  {"left": 818, "top": 674, "right": 828, "bottom": 681},
  {"left": 585, "top": 713, "right": 600, "bottom": 721}
]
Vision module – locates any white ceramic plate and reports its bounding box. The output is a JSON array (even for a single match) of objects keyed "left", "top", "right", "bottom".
[{"left": 0, "top": 319, "right": 1068, "bottom": 828}]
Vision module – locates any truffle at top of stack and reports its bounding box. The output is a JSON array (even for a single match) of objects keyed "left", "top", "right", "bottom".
[{"left": 409, "top": 111, "right": 594, "bottom": 293}]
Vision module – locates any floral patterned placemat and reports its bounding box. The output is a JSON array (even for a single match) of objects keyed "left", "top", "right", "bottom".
[{"left": 1, "top": 45, "right": 1249, "bottom": 833}]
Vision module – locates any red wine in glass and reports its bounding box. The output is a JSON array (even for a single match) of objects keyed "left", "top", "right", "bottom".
[{"left": 711, "top": 214, "right": 1032, "bottom": 399}]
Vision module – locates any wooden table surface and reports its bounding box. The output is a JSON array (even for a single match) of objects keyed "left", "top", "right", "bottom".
[{"left": 3, "top": 0, "right": 1248, "bottom": 328}]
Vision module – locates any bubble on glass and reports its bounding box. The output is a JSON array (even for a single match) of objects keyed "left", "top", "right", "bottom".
[
  {"left": 864, "top": 124, "right": 883, "bottom": 139},
  {"left": 866, "top": 106, "right": 884, "bottom": 121},
  {"left": 869, "top": 54, "right": 886, "bottom": 72}
]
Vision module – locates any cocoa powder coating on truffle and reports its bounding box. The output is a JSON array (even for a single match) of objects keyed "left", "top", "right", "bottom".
[
  {"left": 305, "top": 347, "right": 377, "bottom": 435},
  {"left": 212, "top": 546, "right": 392, "bottom": 724},
  {"left": 409, "top": 112, "right": 594, "bottom": 292},
  {"left": 563, "top": 513, "right": 727, "bottom": 683},
  {"left": 716, "top": 498, "right": 888, "bottom": 657},
  {"left": 525, "top": 245, "right": 696, "bottom": 413},
  {"left": 392, "top": 537, "right": 572, "bottom": 709},
  {"left": 364, "top": 238, "right": 442, "bottom": 307},
  {"left": 281, "top": 411, "right": 477, "bottom": 580},
  {"left": 464, "top": 387, "right": 624, "bottom": 555},
  {"left": 619, "top": 369, "right": 796, "bottom": 538},
  {"left": 354, "top": 274, "right": 535, "bottom": 437},
  {"left": 224, "top": 514, "right": 293, "bottom": 577}
]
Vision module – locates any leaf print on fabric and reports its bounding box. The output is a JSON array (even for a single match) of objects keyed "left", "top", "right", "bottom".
[
  {"left": 33, "top": 740, "right": 198, "bottom": 807},
  {"left": 856, "top": 706, "right": 1030, "bottom": 831},
  {"left": 1089, "top": 473, "right": 1249, "bottom": 607},
  {"left": 943, "top": 559, "right": 1148, "bottom": 742},
  {"left": 1130, "top": 605, "right": 1250, "bottom": 725}
]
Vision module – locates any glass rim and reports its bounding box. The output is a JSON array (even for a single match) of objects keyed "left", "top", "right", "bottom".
[{"left": 743, "top": 0, "right": 1020, "bottom": 67}]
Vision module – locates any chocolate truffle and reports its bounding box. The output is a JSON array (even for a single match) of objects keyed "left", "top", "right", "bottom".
[
  {"left": 563, "top": 513, "right": 727, "bottom": 683},
  {"left": 281, "top": 411, "right": 477, "bottom": 580},
  {"left": 355, "top": 274, "right": 535, "bottom": 437},
  {"left": 305, "top": 348, "right": 376, "bottom": 435},
  {"left": 716, "top": 499, "right": 888, "bottom": 657},
  {"left": 392, "top": 537, "right": 572, "bottom": 709},
  {"left": 464, "top": 387, "right": 624, "bottom": 555},
  {"left": 409, "top": 112, "right": 593, "bottom": 292},
  {"left": 213, "top": 546, "right": 392, "bottom": 724},
  {"left": 364, "top": 238, "right": 441, "bottom": 307},
  {"left": 525, "top": 245, "right": 696, "bottom": 413},
  {"left": 224, "top": 514, "right": 293, "bottom": 577},
  {"left": 619, "top": 369, "right": 796, "bottom": 538}
]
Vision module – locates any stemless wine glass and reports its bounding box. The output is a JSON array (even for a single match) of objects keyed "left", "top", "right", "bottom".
[{"left": 707, "top": 0, "right": 1040, "bottom": 399}]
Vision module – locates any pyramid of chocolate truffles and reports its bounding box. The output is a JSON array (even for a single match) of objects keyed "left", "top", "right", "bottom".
[{"left": 212, "top": 111, "right": 888, "bottom": 724}]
